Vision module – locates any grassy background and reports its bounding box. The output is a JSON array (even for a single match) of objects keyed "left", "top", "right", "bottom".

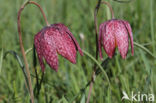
[{"left": 0, "top": 0, "right": 156, "bottom": 102}]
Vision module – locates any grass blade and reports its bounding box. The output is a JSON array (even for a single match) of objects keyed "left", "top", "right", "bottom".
[
  {"left": 134, "top": 42, "right": 156, "bottom": 58},
  {"left": 0, "top": 49, "right": 3, "bottom": 73}
]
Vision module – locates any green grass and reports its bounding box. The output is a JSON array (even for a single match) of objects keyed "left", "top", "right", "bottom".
[{"left": 0, "top": 0, "right": 156, "bottom": 103}]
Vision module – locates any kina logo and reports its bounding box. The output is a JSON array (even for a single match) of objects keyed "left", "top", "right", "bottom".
[{"left": 121, "top": 91, "right": 155, "bottom": 102}]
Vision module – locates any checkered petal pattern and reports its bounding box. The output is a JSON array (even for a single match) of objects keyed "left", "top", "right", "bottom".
[
  {"left": 34, "top": 24, "right": 83, "bottom": 72},
  {"left": 99, "top": 19, "right": 134, "bottom": 59}
]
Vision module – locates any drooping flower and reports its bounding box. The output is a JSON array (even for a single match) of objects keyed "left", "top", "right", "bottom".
[
  {"left": 98, "top": 19, "right": 134, "bottom": 59},
  {"left": 34, "top": 23, "right": 83, "bottom": 72}
]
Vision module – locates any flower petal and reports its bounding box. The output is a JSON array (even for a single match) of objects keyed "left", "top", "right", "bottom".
[
  {"left": 34, "top": 30, "right": 45, "bottom": 72},
  {"left": 41, "top": 30, "right": 58, "bottom": 71},
  {"left": 61, "top": 32, "right": 77, "bottom": 63},
  {"left": 59, "top": 24, "right": 83, "bottom": 56},
  {"left": 54, "top": 28, "right": 77, "bottom": 64},
  {"left": 115, "top": 20, "right": 129, "bottom": 59},
  {"left": 99, "top": 21, "right": 108, "bottom": 59},
  {"left": 34, "top": 23, "right": 83, "bottom": 72},
  {"left": 47, "top": 25, "right": 77, "bottom": 64},
  {"left": 103, "top": 21, "right": 116, "bottom": 58},
  {"left": 122, "top": 20, "right": 134, "bottom": 56},
  {"left": 66, "top": 31, "right": 83, "bottom": 56}
]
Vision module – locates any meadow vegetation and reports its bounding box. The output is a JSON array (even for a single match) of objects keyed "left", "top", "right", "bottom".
[{"left": 0, "top": 0, "right": 156, "bottom": 102}]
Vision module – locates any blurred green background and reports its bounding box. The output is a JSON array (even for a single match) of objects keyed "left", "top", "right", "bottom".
[{"left": 0, "top": 0, "right": 156, "bottom": 102}]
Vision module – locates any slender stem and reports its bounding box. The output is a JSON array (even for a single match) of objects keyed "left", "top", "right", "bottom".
[
  {"left": 28, "top": 1, "right": 50, "bottom": 26},
  {"left": 86, "top": 0, "right": 101, "bottom": 102},
  {"left": 17, "top": 1, "right": 49, "bottom": 103},
  {"left": 0, "top": 49, "right": 3, "bottom": 74},
  {"left": 101, "top": 1, "right": 115, "bottom": 19},
  {"left": 18, "top": 3, "right": 34, "bottom": 103},
  {"left": 94, "top": 1, "right": 100, "bottom": 60},
  {"left": 87, "top": 0, "right": 115, "bottom": 102},
  {"left": 34, "top": 66, "right": 39, "bottom": 97},
  {"left": 150, "top": 0, "right": 155, "bottom": 54},
  {"left": 86, "top": 80, "right": 93, "bottom": 103},
  {"left": 33, "top": 44, "right": 39, "bottom": 98},
  {"left": 87, "top": 0, "right": 101, "bottom": 102},
  {"left": 37, "top": 72, "right": 45, "bottom": 96}
]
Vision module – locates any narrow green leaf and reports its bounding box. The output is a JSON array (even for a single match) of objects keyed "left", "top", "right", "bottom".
[
  {"left": 82, "top": 50, "right": 111, "bottom": 86},
  {"left": 80, "top": 93, "right": 85, "bottom": 103},
  {"left": 134, "top": 42, "right": 156, "bottom": 58}
]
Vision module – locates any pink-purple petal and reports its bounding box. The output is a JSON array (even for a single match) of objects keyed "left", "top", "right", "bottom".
[
  {"left": 34, "top": 31, "right": 45, "bottom": 72},
  {"left": 115, "top": 20, "right": 129, "bottom": 59},
  {"left": 54, "top": 28, "right": 77, "bottom": 64},
  {"left": 99, "top": 19, "right": 134, "bottom": 59},
  {"left": 122, "top": 20, "right": 134, "bottom": 56},
  {"left": 66, "top": 28, "right": 83, "bottom": 56},
  {"left": 34, "top": 23, "right": 83, "bottom": 72},
  {"left": 103, "top": 21, "right": 116, "bottom": 58},
  {"left": 41, "top": 30, "right": 58, "bottom": 71},
  {"left": 99, "top": 21, "right": 108, "bottom": 59}
]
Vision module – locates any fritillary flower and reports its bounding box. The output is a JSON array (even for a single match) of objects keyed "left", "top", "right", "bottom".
[
  {"left": 34, "top": 23, "right": 83, "bottom": 72},
  {"left": 98, "top": 19, "right": 134, "bottom": 59}
]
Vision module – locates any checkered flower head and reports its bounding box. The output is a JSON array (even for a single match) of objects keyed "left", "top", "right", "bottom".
[
  {"left": 98, "top": 19, "right": 134, "bottom": 59},
  {"left": 34, "top": 23, "right": 83, "bottom": 72}
]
